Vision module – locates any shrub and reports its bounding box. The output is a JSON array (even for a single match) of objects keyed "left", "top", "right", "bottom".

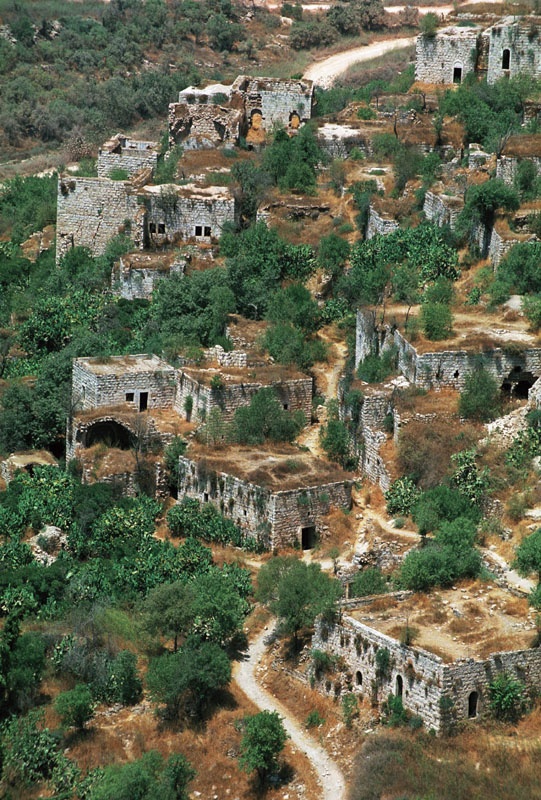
[
  {"left": 488, "top": 672, "right": 527, "bottom": 722},
  {"left": 381, "top": 693, "right": 409, "bottom": 726},
  {"left": 357, "top": 347, "right": 397, "bottom": 383},
  {"left": 342, "top": 693, "right": 358, "bottom": 728},
  {"left": 459, "top": 368, "right": 501, "bottom": 422},
  {"left": 350, "top": 568, "right": 387, "bottom": 597},
  {"left": 55, "top": 684, "right": 95, "bottom": 730},
  {"left": 305, "top": 709, "right": 325, "bottom": 728},
  {"left": 385, "top": 476, "right": 420, "bottom": 516},
  {"left": 421, "top": 301, "right": 453, "bottom": 340}
]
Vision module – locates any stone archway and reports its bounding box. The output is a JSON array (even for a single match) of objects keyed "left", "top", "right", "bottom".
[
  {"left": 468, "top": 690, "right": 479, "bottom": 718},
  {"left": 84, "top": 419, "right": 133, "bottom": 450},
  {"left": 501, "top": 366, "right": 536, "bottom": 399}
]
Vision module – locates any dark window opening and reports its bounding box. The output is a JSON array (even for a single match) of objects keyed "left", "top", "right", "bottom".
[
  {"left": 125, "top": 392, "right": 134, "bottom": 402},
  {"left": 301, "top": 525, "right": 316, "bottom": 550},
  {"left": 453, "top": 370, "right": 459, "bottom": 379},
  {"left": 453, "top": 66, "right": 462, "bottom": 83},
  {"left": 501, "top": 368, "right": 536, "bottom": 399},
  {"left": 157, "top": 223, "right": 166, "bottom": 235},
  {"left": 396, "top": 675, "right": 403, "bottom": 698},
  {"left": 468, "top": 691, "right": 478, "bottom": 718},
  {"left": 204, "top": 226, "right": 211, "bottom": 237},
  {"left": 356, "top": 671, "right": 363, "bottom": 686},
  {"left": 283, "top": 403, "right": 289, "bottom": 410},
  {"left": 149, "top": 222, "right": 156, "bottom": 233},
  {"left": 203, "top": 492, "right": 209, "bottom": 503},
  {"left": 502, "top": 48, "right": 510, "bottom": 69},
  {"left": 139, "top": 391, "right": 148, "bottom": 412},
  {"left": 195, "top": 225, "right": 203, "bottom": 236}
]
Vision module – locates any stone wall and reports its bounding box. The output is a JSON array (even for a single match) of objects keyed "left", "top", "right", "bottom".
[
  {"left": 415, "top": 27, "right": 479, "bottom": 84},
  {"left": 174, "top": 373, "right": 313, "bottom": 424},
  {"left": 203, "top": 345, "right": 247, "bottom": 368},
  {"left": 496, "top": 154, "right": 541, "bottom": 185},
  {"left": 97, "top": 143, "right": 158, "bottom": 178},
  {"left": 313, "top": 613, "right": 541, "bottom": 731},
  {"left": 366, "top": 206, "right": 400, "bottom": 239},
  {"left": 143, "top": 187, "right": 236, "bottom": 243},
  {"left": 355, "top": 308, "right": 541, "bottom": 391},
  {"left": 56, "top": 176, "right": 143, "bottom": 260},
  {"left": 176, "top": 456, "right": 351, "bottom": 549},
  {"left": 231, "top": 75, "right": 314, "bottom": 128},
  {"left": 317, "top": 124, "right": 371, "bottom": 159},
  {"left": 111, "top": 255, "right": 185, "bottom": 300},
  {"left": 342, "top": 387, "right": 394, "bottom": 490},
  {"left": 423, "top": 190, "right": 463, "bottom": 227},
  {"left": 72, "top": 356, "right": 176, "bottom": 412},
  {"left": 66, "top": 412, "right": 174, "bottom": 462},
  {"left": 168, "top": 102, "right": 243, "bottom": 149},
  {"left": 487, "top": 19, "right": 541, "bottom": 83}
]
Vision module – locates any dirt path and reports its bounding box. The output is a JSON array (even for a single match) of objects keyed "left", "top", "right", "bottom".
[
  {"left": 234, "top": 626, "right": 347, "bottom": 800},
  {"left": 303, "top": 36, "right": 416, "bottom": 88}
]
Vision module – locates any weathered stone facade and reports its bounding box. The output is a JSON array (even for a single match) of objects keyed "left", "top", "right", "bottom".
[
  {"left": 313, "top": 611, "right": 541, "bottom": 732},
  {"left": 174, "top": 372, "right": 313, "bottom": 424},
  {"left": 496, "top": 151, "right": 541, "bottom": 185},
  {"left": 111, "top": 252, "right": 186, "bottom": 300},
  {"left": 366, "top": 206, "right": 400, "bottom": 239},
  {"left": 423, "top": 189, "right": 464, "bottom": 227},
  {"left": 231, "top": 75, "right": 313, "bottom": 129},
  {"left": 355, "top": 308, "right": 541, "bottom": 391},
  {"left": 140, "top": 183, "right": 236, "bottom": 244},
  {"left": 97, "top": 134, "right": 159, "bottom": 178},
  {"left": 176, "top": 454, "right": 351, "bottom": 549},
  {"left": 72, "top": 355, "right": 176, "bottom": 412},
  {"left": 415, "top": 26, "right": 480, "bottom": 85},
  {"left": 0, "top": 451, "right": 58, "bottom": 484},
  {"left": 56, "top": 176, "right": 144, "bottom": 261},
  {"left": 487, "top": 17, "right": 541, "bottom": 83},
  {"left": 168, "top": 102, "right": 244, "bottom": 149},
  {"left": 316, "top": 123, "right": 371, "bottom": 159}
]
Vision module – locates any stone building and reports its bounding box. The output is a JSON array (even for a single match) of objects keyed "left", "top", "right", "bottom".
[
  {"left": 423, "top": 188, "right": 464, "bottom": 228},
  {"left": 97, "top": 134, "right": 159, "bottom": 179},
  {"left": 0, "top": 451, "right": 58, "bottom": 485},
  {"left": 72, "top": 355, "right": 177, "bottom": 414},
  {"left": 175, "top": 365, "right": 313, "bottom": 424},
  {"left": 415, "top": 25, "right": 481, "bottom": 85},
  {"left": 169, "top": 75, "right": 314, "bottom": 149},
  {"left": 496, "top": 134, "right": 541, "bottom": 185},
  {"left": 356, "top": 307, "right": 541, "bottom": 395},
  {"left": 176, "top": 444, "right": 352, "bottom": 549},
  {"left": 415, "top": 16, "right": 541, "bottom": 86},
  {"left": 111, "top": 251, "right": 186, "bottom": 300},
  {"left": 312, "top": 587, "right": 541, "bottom": 732},
  {"left": 366, "top": 206, "right": 400, "bottom": 239}
]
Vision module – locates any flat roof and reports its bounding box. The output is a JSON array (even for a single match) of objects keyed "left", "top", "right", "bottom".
[
  {"left": 185, "top": 442, "right": 352, "bottom": 492},
  {"left": 181, "top": 363, "right": 309, "bottom": 386},
  {"left": 139, "top": 182, "right": 233, "bottom": 201},
  {"left": 75, "top": 355, "right": 174, "bottom": 376},
  {"left": 4, "top": 450, "right": 58, "bottom": 468},
  {"left": 117, "top": 252, "right": 184, "bottom": 272},
  {"left": 349, "top": 582, "right": 535, "bottom": 662}
]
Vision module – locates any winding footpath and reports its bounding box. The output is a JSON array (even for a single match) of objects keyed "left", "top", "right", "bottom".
[
  {"left": 234, "top": 626, "right": 347, "bottom": 800},
  {"left": 303, "top": 36, "right": 416, "bottom": 88}
]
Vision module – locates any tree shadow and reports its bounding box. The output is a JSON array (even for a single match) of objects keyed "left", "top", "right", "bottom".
[
  {"left": 156, "top": 687, "right": 239, "bottom": 734},
  {"left": 247, "top": 762, "right": 295, "bottom": 797}
]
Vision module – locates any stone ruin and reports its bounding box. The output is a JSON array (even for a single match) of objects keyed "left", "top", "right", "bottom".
[
  {"left": 97, "top": 133, "right": 159, "bottom": 179},
  {"left": 176, "top": 445, "right": 352, "bottom": 550},
  {"left": 0, "top": 450, "right": 58, "bottom": 485},
  {"left": 312, "top": 587, "right": 541, "bottom": 733},
  {"left": 416, "top": 16, "right": 541, "bottom": 86},
  {"left": 111, "top": 251, "right": 186, "bottom": 301},
  {"left": 168, "top": 75, "right": 314, "bottom": 150},
  {"left": 56, "top": 138, "right": 236, "bottom": 261}
]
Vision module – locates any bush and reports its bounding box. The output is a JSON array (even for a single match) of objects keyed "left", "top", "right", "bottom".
[
  {"left": 342, "top": 693, "right": 358, "bottom": 728},
  {"left": 385, "top": 476, "right": 420, "bottom": 516},
  {"left": 350, "top": 568, "right": 387, "bottom": 597},
  {"left": 305, "top": 709, "right": 325, "bottom": 728},
  {"left": 399, "top": 540, "right": 481, "bottom": 591},
  {"left": 488, "top": 672, "right": 527, "bottom": 722},
  {"left": 357, "top": 347, "right": 397, "bottom": 383},
  {"left": 459, "top": 368, "right": 501, "bottom": 422},
  {"left": 421, "top": 301, "right": 453, "bottom": 340},
  {"left": 55, "top": 684, "right": 95, "bottom": 730}
]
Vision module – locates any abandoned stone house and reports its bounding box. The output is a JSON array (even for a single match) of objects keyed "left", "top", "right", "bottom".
[
  {"left": 175, "top": 445, "right": 352, "bottom": 549},
  {"left": 0, "top": 451, "right": 58, "bottom": 485},
  {"left": 168, "top": 75, "right": 314, "bottom": 149},
  {"left": 97, "top": 133, "right": 159, "bottom": 179},
  {"left": 56, "top": 151, "right": 236, "bottom": 260},
  {"left": 111, "top": 251, "right": 186, "bottom": 300},
  {"left": 416, "top": 16, "right": 541, "bottom": 86},
  {"left": 356, "top": 307, "right": 541, "bottom": 395},
  {"left": 312, "top": 588, "right": 541, "bottom": 732}
]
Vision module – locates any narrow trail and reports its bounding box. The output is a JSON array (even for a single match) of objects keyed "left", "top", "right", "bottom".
[
  {"left": 234, "top": 626, "right": 347, "bottom": 800},
  {"left": 303, "top": 36, "right": 416, "bottom": 87}
]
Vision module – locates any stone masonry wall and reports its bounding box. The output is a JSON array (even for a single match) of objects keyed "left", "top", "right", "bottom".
[
  {"left": 56, "top": 176, "right": 141, "bottom": 260},
  {"left": 355, "top": 309, "right": 541, "bottom": 391},
  {"left": 145, "top": 193, "right": 235, "bottom": 242},
  {"left": 415, "top": 29, "right": 479, "bottom": 84},
  {"left": 174, "top": 373, "right": 313, "bottom": 424},
  {"left": 313, "top": 615, "right": 446, "bottom": 731},
  {"left": 72, "top": 358, "right": 176, "bottom": 412},
  {"left": 97, "top": 148, "right": 158, "bottom": 179},
  {"left": 232, "top": 76, "right": 313, "bottom": 128},
  {"left": 496, "top": 154, "right": 541, "bottom": 185},
  {"left": 423, "top": 190, "right": 463, "bottom": 227},
  {"left": 176, "top": 455, "right": 351, "bottom": 549},
  {"left": 168, "top": 103, "right": 243, "bottom": 149},
  {"left": 313, "top": 614, "right": 541, "bottom": 731},
  {"left": 111, "top": 257, "right": 185, "bottom": 300},
  {"left": 487, "top": 21, "right": 541, "bottom": 83},
  {"left": 366, "top": 206, "right": 400, "bottom": 239}
]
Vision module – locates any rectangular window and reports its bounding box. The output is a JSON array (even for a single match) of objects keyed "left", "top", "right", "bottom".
[
  {"left": 195, "top": 225, "right": 203, "bottom": 236},
  {"left": 125, "top": 392, "right": 135, "bottom": 402},
  {"left": 157, "top": 223, "right": 166, "bottom": 234},
  {"left": 149, "top": 222, "right": 156, "bottom": 233},
  {"left": 204, "top": 226, "right": 211, "bottom": 237}
]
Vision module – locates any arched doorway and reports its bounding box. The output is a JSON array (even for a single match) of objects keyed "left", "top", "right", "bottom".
[
  {"left": 468, "top": 691, "right": 478, "bottom": 718},
  {"left": 396, "top": 675, "right": 403, "bottom": 698},
  {"left": 85, "top": 420, "right": 133, "bottom": 450},
  {"left": 502, "top": 48, "right": 510, "bottom": 70},
  {"left": 501, "top": 366, "right": 536, "bottom": 399},
  {"left": 356, "top": 670, "right": 363, "bottom": 687}
]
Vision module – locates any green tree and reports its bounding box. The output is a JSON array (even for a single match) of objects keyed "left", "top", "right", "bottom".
[
  {"left": 233, "top": 388, "right": 305, "bottom": 445},
  {"left": 238, "top": 710, "right": 287, "bottom": 784},
  {"left": 458, "top": 369, "right": 501, "bottom": 422},
  {"left": 514, "top": 527, "right": 541, "bottom": 583},
  {"left": 55, "top": 684, "right": 95, "bottom": 730},
  {"left": 488, "top": 672, "right": 527, "bottom": 723},
  {"left": 350, "top": 568, "right": 387, "bottom": 597},
  {"left": 88, "top": 750, "right": 194, "bottom": 800},
  {"left": 421, "top": 301, "right": 453, "bottom": 341},
  {"left": 143, "top": 581, "right": 196, "bottom": 652}
]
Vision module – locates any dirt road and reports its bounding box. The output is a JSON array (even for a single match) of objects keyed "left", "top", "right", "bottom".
[
  {"left": 303, "top": 36, "right": 416, "bottom": 87},
  {"left": 234, "top": 626, "right": 347, "bottom": 800}
]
